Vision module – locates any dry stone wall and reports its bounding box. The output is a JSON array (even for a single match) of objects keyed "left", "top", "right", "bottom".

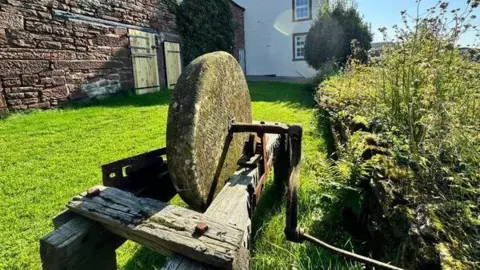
[{"left": 0, "top": 0, "right": 178, "bottom": 113}]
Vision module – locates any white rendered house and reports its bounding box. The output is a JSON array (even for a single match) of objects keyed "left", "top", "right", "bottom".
[{"left": 234, "top": 0, "right": 323, "bottom": 78}]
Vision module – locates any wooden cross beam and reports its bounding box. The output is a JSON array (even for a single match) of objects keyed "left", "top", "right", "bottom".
[{"left": 66, "top": 186, "right": 246, "bottom": 268}]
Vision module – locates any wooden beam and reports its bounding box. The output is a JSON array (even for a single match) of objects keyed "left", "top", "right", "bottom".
[
  {"left": 66, "top": 186, "right": 246, "bottom": 269},
  {"left": 41, "top": 191, "right": 177, "bottom": 270},
  {"left": 40, "top": 215, "right": 122, "bottom": 270},
  {"left": 52, "top": 9, "right": 157, "bottom": 33},
  {"left": 164, "top": 134, "right": 281, "bottom": 269}
]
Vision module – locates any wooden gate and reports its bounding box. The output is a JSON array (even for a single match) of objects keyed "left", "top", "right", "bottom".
[
  {"left": 164, "top": 42, "right": 182, "bottom": 89},
  {"left": 128, "top": 29, "right": 160, "bottom": 95}
]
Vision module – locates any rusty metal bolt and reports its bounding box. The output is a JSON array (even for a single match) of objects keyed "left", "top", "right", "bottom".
[
  {"left": 195, "top": 221, "right": 209, "bottom": 235},
  {"left": 86, "top": 187, "right": 101, "bottom": 198}
]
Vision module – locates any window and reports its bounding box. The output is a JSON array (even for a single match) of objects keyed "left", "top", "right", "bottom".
[
  {"left": 293, "top": 0, "right": 311, "bottom": 21},
  {"left": 293, "top": 33, "right": 307, "bottom": 60}
]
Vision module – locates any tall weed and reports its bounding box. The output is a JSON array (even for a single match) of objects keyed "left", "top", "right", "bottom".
[{"left": 318, "top": 0, "right": 480, "bottom": 266}]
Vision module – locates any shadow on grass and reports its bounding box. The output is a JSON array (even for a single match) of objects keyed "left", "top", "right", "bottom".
[
  {"left": 298, "top": 187, "right": 366, "bottom": 269},
  {"left": 65, "top": 89, "right": 172, "bottom": 110},
  {"left": 248, "top": 81, "right": 315, "bottom": 109},
  {"left": 122, "top": 247, "right": 167, "bottom": 270},
  {"left": 62, "top": 81, "right": 314, "bottom": 111},
  {"left": 251, "top": 179, "right": 285, "bottom": 250},
  {"left": 317, "top": 111, "right": 338, "bottom": 160}
]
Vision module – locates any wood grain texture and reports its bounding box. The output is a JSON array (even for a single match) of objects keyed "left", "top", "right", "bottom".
[
  {"left": 129, "top": 29, "right": 160, "bottom": 94},
  {"left": 164, "top": 134, "right": 281, "bottom": 270},
  {"left": 164, "top": 42, "right": 182, "bottom": 89},
  {"left": 66, "top": 186, "right": 245, "bottom": 268},
  {"left": 41, "top": 180, "right": 177, "bottom": 270},
  {"left": 40, "top": 215, "right": 121, "bottom": 270}
]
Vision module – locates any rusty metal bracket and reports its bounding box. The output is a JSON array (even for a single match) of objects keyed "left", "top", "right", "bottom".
[
  {"left": 101, "top": 148, "right": 176, "bottom": 201},
  {"left": 230, "top": 122, "right": 302, "bottom": 236}
]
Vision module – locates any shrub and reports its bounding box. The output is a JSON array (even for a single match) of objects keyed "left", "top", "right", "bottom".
[
  {"left": 318, "top": 0, "right": 480, "bottom": 267},
  {"left": 305, "top": 0, "right": 372, "bottom": 69},
  {"left": 164, "top": 0, "right": 235, "bottom": 65}
]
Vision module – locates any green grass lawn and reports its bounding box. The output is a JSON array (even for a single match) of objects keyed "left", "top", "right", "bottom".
[{"left": 0, "top": 82, "right": 360, "bottom": 269}]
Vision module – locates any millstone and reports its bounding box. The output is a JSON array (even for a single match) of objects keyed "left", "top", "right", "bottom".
[{"left": 166, "top": 51, "right": 252, "bottom": 211}]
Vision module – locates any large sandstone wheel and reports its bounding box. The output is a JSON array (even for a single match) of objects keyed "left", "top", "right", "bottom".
[{"left": 166, "top": 52, "right": 252, "bottom": 211}]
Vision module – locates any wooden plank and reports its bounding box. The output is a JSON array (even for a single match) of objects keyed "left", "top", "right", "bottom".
[
  {"left": 164, "top": 42, "right": 182, "bottom": 89},
  {"left": 164, "top": 134, "right": 281, "bottom": 270},
  {"left": 129, "top": 29, "right": 160, "bottom": 95},
  {"left": 52, "top": 210, "right": 77, "bottom": 228},
  {"left": 53, "top": 9, "right": 157, "bottom": 33},
  {"left": 66, "top": 186, "right": 246, "bottom": 269},
  {"left": 41, "top": 184, "right": 178, "bottom": 270}
]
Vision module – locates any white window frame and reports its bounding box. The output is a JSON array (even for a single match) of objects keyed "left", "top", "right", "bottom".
[
  {"left": 293, "top": 0, "right": 311, "bottom": 21},
  {"left": 293, "top": 33, "right": 307, "bottom": 61}
]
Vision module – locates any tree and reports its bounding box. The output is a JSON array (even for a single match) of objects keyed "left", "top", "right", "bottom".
[
  {"left": 305, "top": 0, "right": 372, "bottom": 69},
  {"left": 167, "top": 0, "right": 235, "bottom": 65}
]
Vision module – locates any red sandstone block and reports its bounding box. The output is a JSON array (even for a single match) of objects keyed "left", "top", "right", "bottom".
[
  {"left": 7, "top": 99, "right": 22, "bottom": 106},
  {"left": 0, "top": 29, "right": 6, "bottom": 45},
  {"left": 62, "top": 43, "right": 76, "bottom": 50},
  {"left": 11, "top": 86, "right": 35, "bottom": 93},
  {"left": 76, "top": 52, "right": 110, "bottom": 60},
  {"left": 54, "top": 37, "right": 74, "bottom": 44},
  {"left": 96, "top": 34, "right": 128, "bottom": 47},
  {"left": 43, "top": 85, "right": 69, "bottom": 99},
  {"left": 0, "top": 60, "right": 50, "bottom": 76},
  {"left": 39, "top": 76, "right": 65, "bottom": 86},
  {"left": 54, "top": 60, "right": 124, "bottom": 71},
  {"left": 52, "top": 27, "right": 72, "bottom": 37},
  {"left": 28, "top": 102, "right": 50, "bottom": 109},
  {"left": 3, "top": 79, "right": 23, "bottom": 87},
  {"left": 0, "top": 48, "right": 76, "bottom": 60},
  {"left": 10, "top": 39, "right": 37, "bottom": 48},
  {"left": 7, "top": 92, "right": 24, "bottom": 99},
  {"left": 22, "top": 74, "right": 39, "bottom": 85},
  {"left": 37, "top": 11, "right": 52, "bottom": 20},
  {"left": 0, "top": 11, "right": 24, "bottom": 29},
  {"left": 38, "top": 41, "right": 62, "bottom": 49},
  {"left": 113, "top": 28, "right": 128, "bottom": 36},
  {"left": 39, "top": 70, "right": 65, "bottom": 77},
  {"left": 89, "top": 46, "right": 112, "bottom": 55},
  {"left": 25, "top": 20, "right": 53, "bottom": 34},
  {"left": 22, "top": 98, "right": 39, "bottom": 105},
  {"left": 74, "top": 39, "right": 89, "bottom": 47},
  {"left": 0, "top": 93, "right": 6, "bottom": 108},
  {"left": 24, "top": 92, "right": 38, "bottom": 98}
]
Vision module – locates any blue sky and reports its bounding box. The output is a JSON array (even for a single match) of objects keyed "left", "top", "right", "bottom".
[{"left": 355, "top": 0, "right": 480, "bottom": 46}]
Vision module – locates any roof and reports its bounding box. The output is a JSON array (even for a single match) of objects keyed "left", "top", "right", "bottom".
[{"left": 230, "top": 0, "right": 245, "bottom": 11}]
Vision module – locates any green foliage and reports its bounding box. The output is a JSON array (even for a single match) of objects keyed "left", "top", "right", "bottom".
[
  {"left": 305, "top": 0, "right": 372, "bottom": 69},
  {"left": 167, "top": 0, "right": 235, "bottom": 65},
  {"left": 318, "top": 1, "right": 480, "bottom": 267}
]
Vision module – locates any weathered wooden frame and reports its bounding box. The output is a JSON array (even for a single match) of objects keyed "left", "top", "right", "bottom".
[{"left": 40, "top": 134, "right": 283, "bottom": 270}]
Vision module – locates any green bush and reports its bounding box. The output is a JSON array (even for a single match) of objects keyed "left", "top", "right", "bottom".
[
  {"left": 318, "top": 1, "right": 480, "bottom": 267},
  {"left": 165, "top": 0, "right": 235, "bottom": 65},
  {"left": 305, "top": 0, "right": 372, "bottom": 69}
]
